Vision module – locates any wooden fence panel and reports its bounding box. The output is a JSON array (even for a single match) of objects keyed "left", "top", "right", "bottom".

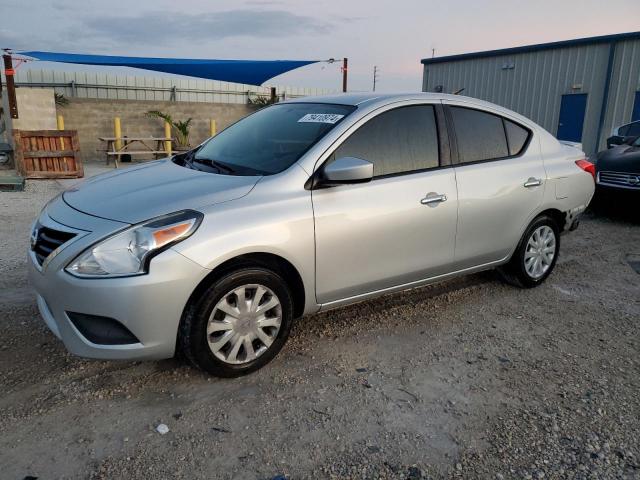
[{"left": 13, "top": 130, "right": 84, "bottom": 179}]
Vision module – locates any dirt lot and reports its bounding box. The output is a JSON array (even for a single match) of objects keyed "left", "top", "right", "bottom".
[{"left": 1, "top": 174, "right": 639, "bottom": 480}]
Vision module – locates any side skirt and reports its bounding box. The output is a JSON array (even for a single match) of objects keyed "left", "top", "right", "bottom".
[{"left": 317, "top": 255, "right": 510, "bottom": 312}]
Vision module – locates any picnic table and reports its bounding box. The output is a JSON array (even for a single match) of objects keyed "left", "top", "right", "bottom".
[{"left": 98, "top": 137, "right": 175, "bottom": 168}]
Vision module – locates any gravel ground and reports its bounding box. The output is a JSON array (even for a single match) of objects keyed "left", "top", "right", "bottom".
[{"left": 0, "top": 172, "right": 638, "bottom": 480}]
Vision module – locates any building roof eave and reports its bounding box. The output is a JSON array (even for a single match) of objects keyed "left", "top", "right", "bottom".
[{"left": 421, "top": 31, "right": 640, "bottom": 65}]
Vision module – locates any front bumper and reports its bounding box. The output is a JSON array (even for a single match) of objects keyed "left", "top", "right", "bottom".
[{"left": 28, "top": 198, "right": 210, "bottom": 360}]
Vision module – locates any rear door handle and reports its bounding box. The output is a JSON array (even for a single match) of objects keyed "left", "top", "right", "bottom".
[
  {"left": 524, "top": 177, "right": 542, "bottom": 188},
  {"left": 421, "top": 193, "right": 447, "bottom": 205}
]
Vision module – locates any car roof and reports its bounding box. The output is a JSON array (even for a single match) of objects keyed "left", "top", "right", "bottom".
[
  {"left": 284, "top": 92, "right": 521, "bottom": 113},
  {"left": 285, "top": 92, "right": 456, "bottom": 107},
  {"left": 284, "top": 92, "right": 534, "bottom": 125}
]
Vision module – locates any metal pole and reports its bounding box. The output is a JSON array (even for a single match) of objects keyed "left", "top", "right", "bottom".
[
  {"left": 3, "top": 55, "right": 18, "bottom": 118},
  {"left": 372, "top": 66, "right": 378, "bottom": 92},
  {"left": 113, "top": 116, "right": 122, "bottom": 168},
  {"left": 57, "top": 115, "right": 65, "bottom": 149},
  {"left": 114, "top": 117, "right": 122, "bottom": 151},
  {"left": 342, "top": 58, "right": 348, "bottom": 93},
  {"left": 164, "top": 121, "right": 172, "bottom": 156}
]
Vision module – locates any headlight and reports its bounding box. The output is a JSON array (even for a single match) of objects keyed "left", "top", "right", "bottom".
[{"left": 66, "top": 210, "right": 203, "bottom": 278}]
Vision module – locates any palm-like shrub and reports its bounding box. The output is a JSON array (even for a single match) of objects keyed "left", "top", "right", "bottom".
[
  {"left": 145, "top": 110, "right": 193, "bottom": 147},
  {"left": 247, "top": 93, "right": 278, "bottom": 107}
]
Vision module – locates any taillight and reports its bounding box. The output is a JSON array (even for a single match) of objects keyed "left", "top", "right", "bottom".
[{"left": 575, "top": 159, "right": 595, "bottom": 180}]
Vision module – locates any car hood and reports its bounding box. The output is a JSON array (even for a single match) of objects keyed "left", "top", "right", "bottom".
[
  {"left": 63, "top": 159, "right": 261, "bottom": 224},
  {"left": 596, "top": 145, "right": 640, "bottom": 173}
]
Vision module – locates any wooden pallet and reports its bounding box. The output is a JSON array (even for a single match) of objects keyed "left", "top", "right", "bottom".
[{"left": 13, "top": 130, "right": 83, "bottom": 179}]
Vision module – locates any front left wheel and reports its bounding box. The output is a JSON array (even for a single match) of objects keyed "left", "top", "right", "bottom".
[{"left": 179, "top": 267, "right": 294, "bottom": 377}]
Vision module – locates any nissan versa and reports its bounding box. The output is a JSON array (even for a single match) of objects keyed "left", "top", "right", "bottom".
[{"left": 29, "top": 93, "right": 595, "bottom": 377}]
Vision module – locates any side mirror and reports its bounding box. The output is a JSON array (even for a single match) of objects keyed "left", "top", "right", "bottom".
[{"left": 317, "top": 157, "right": 373, "bottom": 187}]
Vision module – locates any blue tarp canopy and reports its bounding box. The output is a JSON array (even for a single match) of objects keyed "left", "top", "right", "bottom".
[{"left": 19, "top": 51, "right": 320, "bottom": 86}]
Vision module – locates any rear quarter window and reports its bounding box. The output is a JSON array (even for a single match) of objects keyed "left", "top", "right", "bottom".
[{"left": 504, "top": 119, "right": 530, "bottom": 156}]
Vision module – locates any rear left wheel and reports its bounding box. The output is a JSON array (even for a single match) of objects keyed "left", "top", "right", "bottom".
[{"left": 499, "top": 215, "right": 560, "bottom": 288}]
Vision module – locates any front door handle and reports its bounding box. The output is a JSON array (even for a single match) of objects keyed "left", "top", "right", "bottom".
[
  {"left": 421, "top": 193, "right": 447, "bottom": 205},
  {"left": 524, "top": 177, "right": 542, "bottom": 188}
]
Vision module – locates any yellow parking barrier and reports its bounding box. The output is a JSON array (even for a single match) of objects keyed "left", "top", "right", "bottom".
[{"left": 164, "top": 121, "right": 172, "bottom": 155}]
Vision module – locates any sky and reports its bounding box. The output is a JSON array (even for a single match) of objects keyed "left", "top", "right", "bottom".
[{"left": 1, "top": 0, "right": 639, "bottom": 92}]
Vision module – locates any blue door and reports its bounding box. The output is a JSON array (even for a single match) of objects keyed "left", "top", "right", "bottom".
[
  {"left": 632, "top": 91, "right": 640, "bottom": 122},
  {"left": 557, "top": 93, "right": 588, "bottom": 142}
]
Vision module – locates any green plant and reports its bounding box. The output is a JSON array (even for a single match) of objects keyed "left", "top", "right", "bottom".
[
  {"left": 145, "top": 110, "right": 193, "bottom": 147},
  {"left": 171, "top": 118, "right": 193, "bottom": 147},
  {"left": 54, "top": 93, "right": 69, "bottom": 107},
  {"left": 247, "top": 92, "right": 278, "bottom": 107}
]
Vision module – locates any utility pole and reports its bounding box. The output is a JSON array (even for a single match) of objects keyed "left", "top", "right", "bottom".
[
  {"left": 342, "top": 57, "right": 348, "bottom": 93},
  {"left": 2, "top": 54, "right": 18, "bottom": 118},
  {"left": 372, "top": 65, "right": 379, "bottom": 92}
]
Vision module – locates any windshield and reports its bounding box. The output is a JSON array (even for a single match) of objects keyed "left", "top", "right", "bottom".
[{"left": 191, "top": 103, "right": 355, "bottom": 175}]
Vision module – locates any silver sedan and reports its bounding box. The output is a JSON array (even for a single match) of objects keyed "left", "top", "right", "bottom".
[{"left": 28, "top": 93, "right": 595, "bottom": 376}]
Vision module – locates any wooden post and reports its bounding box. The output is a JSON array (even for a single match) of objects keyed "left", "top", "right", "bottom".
[
  {"left": 342, "top": 57, "right": 348, "bottom": 93},
  {"left": 164, "top": 121, "right": 172, "bottom": 155},
  {"left": 3, "top": 55, "right": 18, "bottom": 118},
  {"left": 270, "top": 86, "right": 277, "bottom": 103},
  {"left": 209, "top": 119, "right": 217, "bottom": 137},
  {"left": 57, "top": 115, "right": 65, "bottom": 149}
]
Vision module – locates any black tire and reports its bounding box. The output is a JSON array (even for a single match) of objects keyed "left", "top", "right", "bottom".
[
  {"left": 499, "top": 214, "right": 561, "bottom": 288},
  {"left": 179, "top": 267, "right": 294, "bottom": 377}
]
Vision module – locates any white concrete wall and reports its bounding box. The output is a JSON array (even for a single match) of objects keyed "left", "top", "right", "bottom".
[{"left": 11, "top": 88, "right": 57, "bottom": 131}]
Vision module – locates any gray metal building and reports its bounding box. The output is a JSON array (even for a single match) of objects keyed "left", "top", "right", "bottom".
[{"left": 421, "top": 31, "right": 640, "bottom": 156}]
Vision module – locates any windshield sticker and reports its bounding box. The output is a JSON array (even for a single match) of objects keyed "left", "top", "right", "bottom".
[{"left": 298, "top": 113, "right": 345, "bottom": 124}]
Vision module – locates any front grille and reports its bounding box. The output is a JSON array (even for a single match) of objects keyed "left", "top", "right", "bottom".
[
  {"left": 32, "top": 226, "right": 76, "bottom": 266},
  {"left": 598, "top": 171, "right": 640, "bottom": 189}
]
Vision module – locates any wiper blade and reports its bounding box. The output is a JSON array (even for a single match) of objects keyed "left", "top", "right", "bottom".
[
  {"left": 193, "top": 157, "right": 236, "bottom": 174},
  {"left": 179, "top": 149, "right": 204, "bottom": 171}
]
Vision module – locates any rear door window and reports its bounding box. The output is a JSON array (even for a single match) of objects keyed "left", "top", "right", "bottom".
[
  {"left": 450, "top": 107, "right": 508, "bottom": 163},
  {"left": 450, "top": 106, "right": 530, "bottom": 163},
  {"left": 332, "top": 105, "right": 440, "bottom": 177}
]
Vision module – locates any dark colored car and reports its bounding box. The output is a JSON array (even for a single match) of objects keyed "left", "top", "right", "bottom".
[
  {"left": 596, "top": 136, "right": 640, "bottom": 191},
  {"left": 606, "top": 120, "right": 640, "bottom": 148}
]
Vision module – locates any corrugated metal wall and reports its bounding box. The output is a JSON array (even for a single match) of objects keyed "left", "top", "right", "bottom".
[
  {"left": 602, "top": 39, "right": 640, "bottom": 145},
  {"left": 14, "top": 69, "right": 335, "bottom": 104},
  {"left": 422, "top": 39, "right": 640, "bottom": 156}
]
